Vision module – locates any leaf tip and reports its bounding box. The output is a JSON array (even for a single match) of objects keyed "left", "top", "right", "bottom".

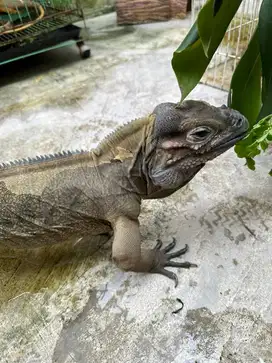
[{"left": 246, "top": 157, "right": 256, "bottom": 171}]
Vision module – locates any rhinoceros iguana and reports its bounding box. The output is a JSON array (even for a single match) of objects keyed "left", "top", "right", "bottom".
[{"left": 0, "top": 100, "right": 248, "bottom": 286}]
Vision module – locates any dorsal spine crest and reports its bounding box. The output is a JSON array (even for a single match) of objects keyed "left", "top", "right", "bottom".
[
  {"left": 0, "top": 114, "right": 154, "bottom": 171},
  {"left": 0, "top": 149, "right": 86, "bottom": 171},
  {"left": 93, "top": 115, "right": 153, "bottom": 155}
]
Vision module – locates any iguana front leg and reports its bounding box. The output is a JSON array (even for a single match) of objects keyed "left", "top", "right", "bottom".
[{"left": 111, "top": 216, "right": 197, "bottom": 287}]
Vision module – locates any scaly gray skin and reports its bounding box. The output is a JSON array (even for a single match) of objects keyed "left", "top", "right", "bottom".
[{"left": 0, "top": 100, "right": 249, "bottom": 286}]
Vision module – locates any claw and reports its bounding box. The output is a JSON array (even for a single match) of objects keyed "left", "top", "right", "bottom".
[
  {"left": 155, "top": 239, "right": 163, "bottom": 250},
  {"left": 152, "top": 238, "right": 197, "bottom": 287},
  {"left": 157, "top": 268, "right": 179, "bottom": 288},
  {"left": 167, "top": 244, "right": 189, "bottom": 259},
  {"left": 161, "top": 237, "right": 176, "bottom": 253},
  {"left": 165, "top": 261, "right": 198, "bottom": 268}
]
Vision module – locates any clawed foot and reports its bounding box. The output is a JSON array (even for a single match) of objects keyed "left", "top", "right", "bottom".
[{"left": 151, "top": 237, "right": 197, "bottom": 287}]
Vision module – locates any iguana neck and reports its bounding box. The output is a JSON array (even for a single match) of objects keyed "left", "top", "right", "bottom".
[{"left": 93, "top": 114, "right": 155, "bottom": 161}]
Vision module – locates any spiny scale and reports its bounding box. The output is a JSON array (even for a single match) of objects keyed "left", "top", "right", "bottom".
[
  {"left": 0, "top": 149, "right": 87, "bottom": 171},
  {"left": 94, "top": 115, "right": 151, "bottom": 155},
  {"left": 0, "top": 116, "right": 152, "bottom": 171}
]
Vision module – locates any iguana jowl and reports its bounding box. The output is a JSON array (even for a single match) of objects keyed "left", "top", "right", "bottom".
[{"left": 0, "top": 100, "right": 249, "bottom": 286}]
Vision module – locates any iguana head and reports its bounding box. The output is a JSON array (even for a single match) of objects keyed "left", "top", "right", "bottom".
[{"left": 145, "top": 100, "right": 249, "bottom": 193}]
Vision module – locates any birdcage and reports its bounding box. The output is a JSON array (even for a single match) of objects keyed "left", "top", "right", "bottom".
[
  {"left": 191, "top": 0, "right": 262, "bottom": 91},
  {"left": 0, "top": 0, "right": 90, "bottom": 65}
]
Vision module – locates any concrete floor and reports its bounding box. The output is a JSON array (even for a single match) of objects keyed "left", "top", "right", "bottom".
[{"left": 0, "top": 12, "right": 271, "bottom": 363}]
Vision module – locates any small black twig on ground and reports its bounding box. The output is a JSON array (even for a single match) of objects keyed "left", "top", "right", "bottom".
[{"left": 172, "top": 298, "right": 184, "bottom": 314}]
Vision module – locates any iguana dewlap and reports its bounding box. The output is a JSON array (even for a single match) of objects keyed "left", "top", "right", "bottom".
[{"left": 0, "top": 100, "right": 249, "bottom": 286}]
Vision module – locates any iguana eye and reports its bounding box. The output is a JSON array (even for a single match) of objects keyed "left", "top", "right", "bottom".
[
  {"left": 187, "top": 127, "right": 212, "bottom": 142},
  {"left": 194, "top": 129, "right": 210, "bottom": 138}
]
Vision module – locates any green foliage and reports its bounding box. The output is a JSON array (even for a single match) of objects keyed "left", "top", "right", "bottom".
[
  {"left": 257, "top": 0, "right": 272, "bottom": 121},
  {"left": 234, "top": 115, "right": 272, "bottom": 175},
  {"left": 197, "top": 0, "right": 243, "bottom": 58},
  {"left": 171, "top": 0, "right": 272, "bottom": 175},
  {"left": 171, "top": 0, "right": 242, "bottom": 101},
  {"left": 171, "top": 22, "right": 210, "bottom": 101},
  {"left": 230, "top": 0, "right": 272, "bottom": 175},
  {"left": 227, "top": 29, "right": 262, "bottom": 127}
]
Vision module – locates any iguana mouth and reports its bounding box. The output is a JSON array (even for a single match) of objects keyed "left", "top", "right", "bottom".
[
  {"left": 213, "top": 131, "right": 248, "bottom": 151},
  {"left": 165, "top": 131, "right": 248, "bottom": 167}
]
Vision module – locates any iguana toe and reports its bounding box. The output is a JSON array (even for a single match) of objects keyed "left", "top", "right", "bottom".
[
  {"left": 160, "top": 238, "right": 176, "bottom": 253},
  {"left": 156, "top": 268, "right": 179, "bottom": 288},
  {"left": 152, "top": 237, "right": 197, "bottom": 287}
]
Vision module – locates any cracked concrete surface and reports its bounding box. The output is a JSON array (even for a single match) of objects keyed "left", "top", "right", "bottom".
[{"left": 0, "top": 12, "right": 271, "bottom": 363}]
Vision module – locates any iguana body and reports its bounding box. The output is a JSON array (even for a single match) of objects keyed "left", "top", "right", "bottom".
[{"left": 0, "top": 100, "right": 249, "bottom": 286}]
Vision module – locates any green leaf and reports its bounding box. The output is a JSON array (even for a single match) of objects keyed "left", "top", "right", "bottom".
[
  {"left": 171, "top": 22, "right": 209, "bottom": 100},
  {"left": 213, "top": 0, "right": 223, "bottom": 17},
  {"left": 246, "top": 157, "right": 256, "bottom": 171},
  {"left": 267, "top": 133, "right": 272, "bottom": 141},
  {"left": 227, "top": 29, "right": 262, "bottom": 127},
  {"left": 258, "top": 0, "right": 272, "bottom": 121},
  {"left": 260, "top": 140, "right": 268, "bottom": 151},
  {"left": 175, "top": 21, "right": 199, "bottom": 52},
  {"left": 172, "top": 0, "right": 241, "bottom": 100},
  {"left": 198, "top": 0, "right": 243, "bottom": 58},
  {"left": 172, "top": 37, "right": 210, "bottom": 101},
  {"left": 234, "top": 114, "right": 272, "bottom": 175}
]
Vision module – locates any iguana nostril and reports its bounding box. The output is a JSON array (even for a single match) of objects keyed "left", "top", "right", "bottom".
[{"left": 235, "top": 117, "right": 244, "bottom": 128}]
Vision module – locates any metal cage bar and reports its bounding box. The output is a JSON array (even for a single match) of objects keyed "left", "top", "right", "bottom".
[
  {"left": 0, "top": 0, "right": 85, "bottom": 47},
  {"left": 0, "top": 0, "right": 90, "bottom": 65},
  {"left": 191, "top": 0, "right": 262, "bottom": 90}
]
